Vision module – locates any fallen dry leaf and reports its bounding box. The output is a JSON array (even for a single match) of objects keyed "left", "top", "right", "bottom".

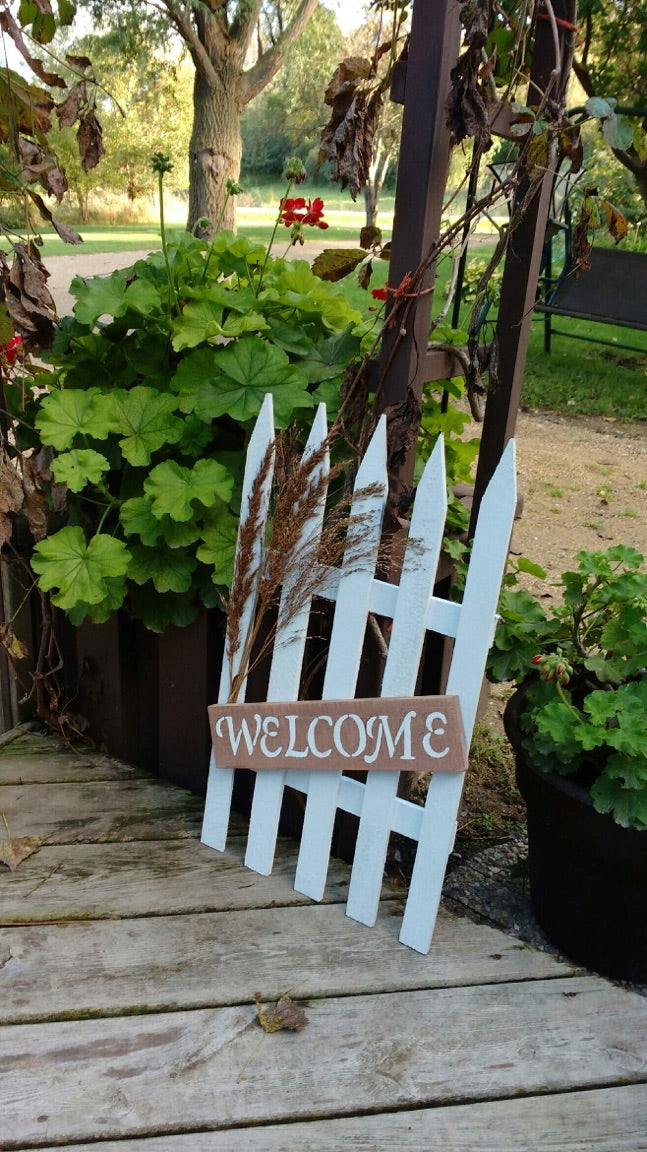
[
  {"left": 254, "top": 993, "right": 308, "bottom": 1033},
  {"left": 0, "top": 812, "right": 40, "bottom": 872}
]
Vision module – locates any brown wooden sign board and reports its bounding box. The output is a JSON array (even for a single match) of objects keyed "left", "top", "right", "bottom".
[{"left": 209, "top": 696, "right": 468, "bottom": 774}]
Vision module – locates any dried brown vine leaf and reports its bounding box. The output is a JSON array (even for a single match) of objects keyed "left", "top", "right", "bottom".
[
  {"left": 602, "top": 199, "right": 628, "bottom": 243},
  {"left": 0, "top": 814, "right": 40, "bottom": 872},
  {"left": 0, "top": 459, "right": 24, "bottom": 516},
  {"left": 446, "top": 54, "right": 491, "bottom": 149},
  {"left": 77, "top": 111, "right": 105, "bottom": 172},
  {"left": 311, "top": 248, "right": 366, "bottom": 282},
  {"left": 0, "top": 623, "right": 29, "bottom": 660},
  {"left": 255, "top": 993, "right": 308, "bottom": 1033},
  {"left": 0, "top": 513, "right": 13, "bottom": 548},
  {"left": 0, "top": 242, "right": 59, "bottom": 345},
  {"left": 56, "top": 80, "right": 87, "bottom": 128},
  {"left": 23, "top": 459, "right": 49, "bottom": 542},
  {"left": 360, "top": 225, "right": 382, "bottom": 250}
]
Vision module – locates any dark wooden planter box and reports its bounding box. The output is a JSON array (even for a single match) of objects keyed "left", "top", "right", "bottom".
[
  {"left": 58, "top": 609, "right": 226, "bottom": 795},
  {"left": 505, "top": 690, "right": 647, "bottom": 983}
]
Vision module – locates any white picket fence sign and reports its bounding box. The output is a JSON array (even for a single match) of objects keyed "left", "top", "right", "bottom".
[{"left": 202, "top": 394, "right": 516, "bottom": 954}]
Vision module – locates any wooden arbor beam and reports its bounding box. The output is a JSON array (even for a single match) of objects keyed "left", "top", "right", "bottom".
[
  {"left": 469, "top": 0, "right": 578, "bottom": 531},
  {"left": 374, "top": 0, "right": 463, "bottom": 490}
]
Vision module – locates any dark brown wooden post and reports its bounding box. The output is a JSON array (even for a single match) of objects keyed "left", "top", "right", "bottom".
[
  {"left": 470, "top": 0, "right": 578, "bottom": 530},
  {"left": 375, "top": 0, "right": 463, "bottom": 486}
]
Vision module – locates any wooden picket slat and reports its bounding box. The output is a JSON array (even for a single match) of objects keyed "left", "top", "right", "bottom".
[
  {"left": 345, "top": 434, "right": 447, "bottom": 928},
  {"left": 400, "top": 440, "right": 517, "bottom": 952},
  {"left": 201, "top": 393, "right": 275, "bottom": 852},
  {"left": 293, "top": 417, "right": 388, "bottom": 902},
  {"left": 244, "top": 403, "right": 330, "bottom": 875}
]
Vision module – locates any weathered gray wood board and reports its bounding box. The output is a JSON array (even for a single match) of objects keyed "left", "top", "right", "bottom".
[
  {"left": 0, "top": 836, "right": 352, "bottom": 923},
  {"left": 25, "top": 1084, "right": 647, "bottom": 1152},
  {"left": 0, "top": 904, "right": 576, "bottom": 1024},
  {"left": 0, "top": 779, "right": 204, "bottom": 842},
  {"left": 0, "top": 751, "right": 147, "bottom": 785},
  {"left": 2, "top": 979, "right": 646, "bottom": 1146},
  {"left": 1, "top": 744, "right": 645, "bottom": 1152}
]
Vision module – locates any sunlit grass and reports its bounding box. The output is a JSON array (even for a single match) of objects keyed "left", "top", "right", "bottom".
[{"left": 32, "top": 215, "right": 647, "bottom": 423}]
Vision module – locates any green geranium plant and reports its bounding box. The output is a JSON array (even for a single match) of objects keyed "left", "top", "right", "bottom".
[
  {"left": 488, "top": 545, "right": 647, "bottom": 831},
  {"left": 13, "top": 158, "right": 367, "bottom": 633}
]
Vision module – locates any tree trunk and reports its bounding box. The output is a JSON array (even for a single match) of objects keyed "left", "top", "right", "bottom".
[
  {"left": 187, "top": 66, "right": 243, "bottom": 235},
  {"left": 363, "top": 184, "right": 379, "bottom": 228}
]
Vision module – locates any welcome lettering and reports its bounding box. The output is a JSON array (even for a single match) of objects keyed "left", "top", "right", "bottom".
[{"left": 209, "top": 696, "right": 467, "bottom": 775}]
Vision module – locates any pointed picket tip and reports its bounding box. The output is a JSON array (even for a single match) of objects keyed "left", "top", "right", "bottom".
[
  {"left": 413, "top": 433, "right": 448, "bottom": 518},
  {"left": 248, "top": 392, "right": 275, "bottom": 451},
  {"left": 479, "top": 437, "right": 517, "bottom": 519},
  {"left": 303, "top": 402, "right": 329, "bottom": 459},
  {"left": 354, "top": 414, "right": 388, "bottom": 489}
]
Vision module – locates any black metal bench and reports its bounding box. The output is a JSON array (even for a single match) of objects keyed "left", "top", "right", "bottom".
[{"left": 536, "top": 245, "right": 647, "bottom": 354}]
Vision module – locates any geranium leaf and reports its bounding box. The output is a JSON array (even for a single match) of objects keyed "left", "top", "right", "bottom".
[
  {"left": 113, "top": 387, "right": 183, "bottom": 466},
  {"left": 130, "top": 587, "right": 199, "bottom": 633},
  {"left": 144, "top": 458, "right": 234, "bottom": 522},
  {"left": 263, "top": 315, "right": 312, "bottom": 356},
  {"left": 122, "top": 279, "right": 163, "bottom": 316},
  {"left": 591, "top": 775, "right": 647, "bottom": 831},
  {"left": 35, "top": 388, "right": 119, "bottom": 450},
  {"left": 299, "top": 326, "right": 361, "bottom": 383},
  {"left": 32, "top": 526, "right": 130, "bottom": 609},
  {"left": 196, "top": 507, "right": 239, "bottom": 586},
  {"left": 66, "top": 576, "right": 129, "bottom": 625},
  {"left": 51, "top": 448, "right": 110, "bottom": 493},
  {"left": 121, "top": 498, "right": 203, "bottom": 549},
  {"left": 170, "top": 299, "right": 224, "bottom": 351},
  {"left": 120, "top": 496, "right": 165, "bottom": 545},
  {"left": 128, "top": 543, "right": 196, "bottom": 593},
  {"left": 173, "top": 339, "right": 313, "bottom": 426},
  {"left": 267, "top": 260, "right": 361, "bottom": 328},
  {"left": 71, "top": 270, "right": 131, "bottom": 325}
]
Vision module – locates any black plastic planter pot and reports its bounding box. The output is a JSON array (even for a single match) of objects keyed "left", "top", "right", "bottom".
[{"left": 505, "top": 691, "right": 647, "bottom": 983}]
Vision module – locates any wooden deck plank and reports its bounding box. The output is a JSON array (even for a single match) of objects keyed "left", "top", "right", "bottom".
[
  {"left": 22, "top": 1085, "right": 647, "bottom": 1152},
  {"left": 1, "top": 979, "right": 645, "bottom": 1147},
  {"left": 0, "top": 751, "right": 148, "bottom": 785},
  {"left": 0, "top": 905, "right": 576, "bottom": 1024},
  {"left": 0, "top": 779, "right": 204, "bottom": 842},
  {"left": 0, "top": 837, "right": 354, "bottom": 922}
]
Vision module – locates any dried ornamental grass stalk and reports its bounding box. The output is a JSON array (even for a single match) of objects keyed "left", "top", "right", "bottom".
[{"left": 223, "top": 427, "right": 395, "bottom": 704}]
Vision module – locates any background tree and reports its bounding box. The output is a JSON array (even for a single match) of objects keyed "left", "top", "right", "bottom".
[
  {"left": 573, "top": 0, "right": 647, "bottom": 208},
  {"left": 50, "top": 32, "right": 193, "bottom": 220},
  {"left": 241, "top": 5, "right": 342, "bottom": 178},
  {"left": 80, "top": 0, "right": 321, "bottom": 231}
]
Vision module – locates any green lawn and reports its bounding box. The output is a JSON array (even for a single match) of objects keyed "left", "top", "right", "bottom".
[{"left": 35, "top": 220, "right": 646, "bottom": 423}]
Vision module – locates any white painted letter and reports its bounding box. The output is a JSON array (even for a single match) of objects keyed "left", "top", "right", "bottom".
[
  {"left": 364, "top": 711, "right": 416, "bottom": 764},
  {"left": 260, "top": 715, "right": 282, "bottom": 758},
  {"left": 333, "top": 714, "right": 367, "bottom": 759},
  {"left": 285, "top": 714, "right": 309, "bottom": 758},
  {"left": 307, "top": 715, "right": 332, "bottom": 758},
  {"left": 215, "top": 714, "right": 262, "bottom": 757},
  {"left": 422, "top": 711, "right": 450, "bottom": 759}
]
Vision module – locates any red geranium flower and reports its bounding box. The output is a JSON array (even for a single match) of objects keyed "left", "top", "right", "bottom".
[
  {"left": 279, "top": 196, "right": 328, "bottom": 230},
  {"left": 371, "top": 286, "right": 388, "bottom": 301},
  {"left": 1, "top": 335, "right": 23, "bottom": 366}
]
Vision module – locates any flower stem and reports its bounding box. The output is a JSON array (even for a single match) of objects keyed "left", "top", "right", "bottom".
[
  {"left": 157, "top": 168, "right": 179, "bottom": 316},
  {"left": 256, "top": 176, "right": 293, "bottom": 297}
]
